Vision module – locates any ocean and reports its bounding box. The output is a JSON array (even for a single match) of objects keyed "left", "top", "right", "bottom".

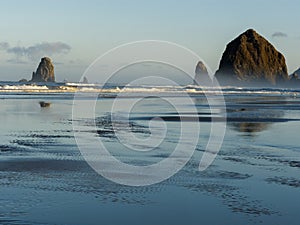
[{"left": 0, "top": 82, "right": 299, "bottom": 225}]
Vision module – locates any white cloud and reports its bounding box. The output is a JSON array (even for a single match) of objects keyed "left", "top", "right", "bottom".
[
  {"left": 0, "top": 41, "right": 71, "bottom": 63},
  {"left": 272, "top": 32, "right": 288, "bottom": 38}
]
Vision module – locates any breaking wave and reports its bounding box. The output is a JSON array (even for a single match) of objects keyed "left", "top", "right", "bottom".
[{"left": 0, "top": 81, "right": 299, "bottom": 97}]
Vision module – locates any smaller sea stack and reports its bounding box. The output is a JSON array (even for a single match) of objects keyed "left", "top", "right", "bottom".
[{"left": 194, "top": 61, "right": 212, "bottom": 85}]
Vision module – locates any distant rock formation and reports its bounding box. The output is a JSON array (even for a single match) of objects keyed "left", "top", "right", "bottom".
[
  {"left": 290, "top": 68, "right": 300, "bottom": 80},
  {"left": 194, "top": 61, "right": 211, "bottom": 85},
  {"left": 31, "top": 57, "right": 55, "bottom": 82},
  {"left": 288, "top": 68, "right": 300, "bottom": 87},
  {"left": 18, "top": 78, "right": 28, "bottom": 82},
  {"left": 82, "top": 76, "right": 89, "bottom": 84},
  {"left": 215, "top": 29, "right": 288, "bottom": 86}
]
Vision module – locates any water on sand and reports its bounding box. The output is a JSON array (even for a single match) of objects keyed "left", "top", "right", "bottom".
[{"left": 0, "top": 86, "right": 299, "bottom": 225}]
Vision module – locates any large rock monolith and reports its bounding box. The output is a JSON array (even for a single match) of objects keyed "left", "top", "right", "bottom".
[{"left": 215, "top": 29, "right": 288, "bottom": 86}]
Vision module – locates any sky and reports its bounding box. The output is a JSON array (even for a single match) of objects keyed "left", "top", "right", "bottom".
[{"left": 0, "top": 0, "right": 299, "bottom": 82}]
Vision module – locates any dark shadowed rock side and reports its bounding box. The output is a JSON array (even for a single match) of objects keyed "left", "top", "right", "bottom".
[
  {"left": 194, "top": 61, "right": 212, "bottom": 85},
  {"left": 215, "top": 29, "right": 288, "bottom": 86},
  {"left": 31, "top": 57, "right": 55, "bottom": 82}
]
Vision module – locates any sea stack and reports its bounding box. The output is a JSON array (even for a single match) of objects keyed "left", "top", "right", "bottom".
[
  {"left": 31, "top": 57, "right": 55, "bottom": 82},
  {"left": 289, "top": 68, "right": 300, "bottom": 87},
  {"left": 290, "top": 68, "right": 300, "bottom": 80},
  {"left": 194, "top": 61, "right": 212, "bottom": 85},
  {"left": 215, "top": 29, "right": 288, "bottom": 86}
]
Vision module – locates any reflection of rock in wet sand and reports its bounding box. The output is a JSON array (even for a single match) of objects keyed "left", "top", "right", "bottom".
[
  {"left": 231, "top": 122, "right": 270, "bottom": 133},
  {"left": 228, "top": 106, "right": 284, "bottom": 133},
  {"left": 226, "top": 97, "right": 286, "bottom": 134}
]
